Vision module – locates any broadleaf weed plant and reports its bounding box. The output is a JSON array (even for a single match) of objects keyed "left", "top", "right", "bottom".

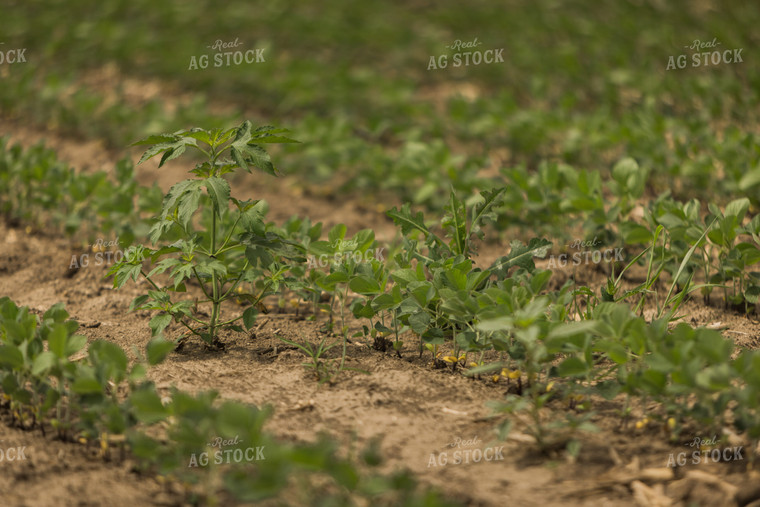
[{"left": 109, "top": 121, "right": 301, "bottom": 349}]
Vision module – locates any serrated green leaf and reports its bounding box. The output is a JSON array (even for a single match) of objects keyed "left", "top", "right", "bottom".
[
  {"left": 204, "top": 176, "right": 231, "bottom": 219},
  {"left": 490, "top": 238, "right": 553, "bottom": 274},
  {"left": 149, "top": 313, "right": 173, "bottom": 337},
  {"left": 387, "top": 204, "right": 431, "bottom": 237},
  {"left": 443, "top": 190, "right": 467, "bottom": 256}
]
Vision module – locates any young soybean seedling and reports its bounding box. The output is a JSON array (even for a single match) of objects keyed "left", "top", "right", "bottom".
[{"left": 109, "top": 121, "right": 301, "bottom": 349}]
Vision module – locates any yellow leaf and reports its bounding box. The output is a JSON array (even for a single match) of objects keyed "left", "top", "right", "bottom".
[
  {"left": 508, "top": 370, "right": 521, "bottom": 379},
  {"left": 442, "top": 356, "right": 458, "bottom": 363}
]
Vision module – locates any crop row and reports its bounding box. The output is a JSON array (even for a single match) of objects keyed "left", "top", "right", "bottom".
[
  {"left": 2, "top": 122, "right": 760, "bottom": 464},
  {"left": 0, "top": 296, "right": 457, "bottom": 505},
  {"left": 1, "top": 1, "right": 759, "bottom": 215}
]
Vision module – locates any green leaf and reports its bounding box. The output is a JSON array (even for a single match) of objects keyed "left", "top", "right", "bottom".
[
  {"left": 252, "top": 125, "right": 299, "bottom": 144},
  {"left": 387, "top": 204, "right": 431, "bottom": 237},
  {"left": 65, "top": 335, "right": 87, "bottom": 358},
  {"left": 327, "top": 223, "right": 347, "bottom": 245},
  {"left": 129, "top": 363, "right": 147, "bottom": 382},
  {"left": 622, "top": 223, "right": 653, "bottom": 244},
  {"left": 349, "top": 275, "right": 382, "bottom": 295},
  {"left": 557, "top": 357, "right": 589, "bottom": 377},
  {"left": 0, "top": 345, "right": 24, "bottom": 369},
  {"left": 89, "top": 340, "right": 129, "bottom": 381},
  {"left": 134, "top": 135, "right": 197, "bottom": 166},
  {"left": 131, "top": 134, "right": 179, "bottom": 146},
  {"left": 146, "top": 336, "right": 175, "bottom": 366},
  {"left": 43, "top": 303, "right": 69, "bottom": 324},
  {"left": 129, "top": 295, "right": 151, "bottom": 312},
  {"left": 725, "top": 198, "right": 750, "bottom": 220},
  {"left": 149, "top": 313, "right": 173, "bottom": 337},
  {"left": 72, "top": 376, "right": 103, "bottom": 394},
  {"left": 597, "top": 341, "right": 629, "bottom": 364},
  {"left": 490, "top": 238, "right": 553, "bottom": 275},
  {"left": 177, "top": 186, "right": 202, "bottom": 227},
  {"left": 390, "top": 269, "right": 422, "bottom": 287},
  {"left": 160, "top": 179, "right": 203, "bottom": 222},
  {"left": 442, "top": 189, "right": 467, "bottom": 256},
  {"left": 130, "top": 388, "right": 168, "bottom": 424},
  {"left": 476, "top": 317, "right": 513, "bottom": 332},
  {"left": 227, "top": 121, "right": 291, "bottom": 176},
  {"left": 546, "top": 321, "right": 598, "bottom": 340},
  {"left": 745, "top": 285, "right": 760, "bottom": 304},
  {"left": 470, "top": 187, "right": 506, "bottom": 242},
  {"left": 32, "top": 351, "right": 57, "bottom": 375},
  {"left": 371, "top": 293, "right": 399, "bottom": 312},
  {"left": 48, "top": 324, "right": 68, "bottom": 358},
  {"left": 408, "top": 311, "right": 431, "bottom": 334},
  {"left": 242, "top": 306, "right": 259, "bottom": 330},
  {"left": 204, "top": 177, "right": 231, "bottom": 218},
  {"left": 739, "top": 167, "right": 760, "bottom": 192},
  {"left": 183, "top": 128, "right": 213, "bottom": 145},
  {"left": 662, "top": 218, "right": 717, "bottom": 318}
]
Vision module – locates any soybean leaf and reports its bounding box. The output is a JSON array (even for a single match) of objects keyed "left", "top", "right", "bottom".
[{"left": 146, "top": 336, "right": 176, "bottom": 366}]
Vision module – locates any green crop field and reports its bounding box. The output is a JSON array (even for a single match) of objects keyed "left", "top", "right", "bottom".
[{"left": 0, "top": 1, "right": 759, "bottom": 505}]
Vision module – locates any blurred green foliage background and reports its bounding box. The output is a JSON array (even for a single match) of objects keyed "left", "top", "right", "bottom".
[{"left": 0, "top": 0, "right": 758, "bottom": 210}]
